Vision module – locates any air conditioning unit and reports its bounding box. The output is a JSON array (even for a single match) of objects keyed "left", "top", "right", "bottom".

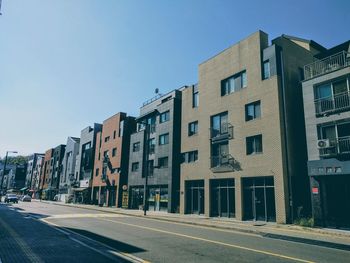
[{"left": 317, "top": 139, "right": 330, "bottom": 149}]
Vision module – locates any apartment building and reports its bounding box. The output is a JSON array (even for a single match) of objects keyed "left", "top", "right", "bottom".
[
  {"left": 31, "top": 155, "right": 44, "bottom": 199},
  {"left": 302, "top": 40, "right": 350, "bottom": 228},
  {"left": 128, "top": 90, "right": 182, "bottom": 213},
  {"left": 180, "top": 31, "right": 323, "bottom": 223},
  {"left": 92, "top": 113, "right": 135, "bottom": 207},
  {"left": 40, "top": 148, "right": 54, "bottom": 199},
  {"left": 74, "top": 123, "right": 102, "bottom": 203},
  {"left": 25, "top": 153, "right": 44, "bottom": 191},
  {"left": 48, "top": 144, "right": 66, "bottom": 199},
  {"left": 59, "top": 136, "right": 80, "bottom": 202}
]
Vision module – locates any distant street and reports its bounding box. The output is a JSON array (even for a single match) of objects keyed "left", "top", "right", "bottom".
[{"left": 1, "top": 201, "right": 350, "bottom": 263}]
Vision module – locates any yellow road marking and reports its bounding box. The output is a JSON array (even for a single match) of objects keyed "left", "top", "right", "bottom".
[
  {"left": 41, "top": 218, "right": 150, "bottom": 263},
  {"left": 101, "top": 218, "right": 315, "bottom": 263},
  {"left": 0, "top": 217, "right": 44, "bottom": 263}
]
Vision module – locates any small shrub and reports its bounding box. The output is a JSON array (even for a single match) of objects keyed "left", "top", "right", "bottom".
[{"left": 294, "top": 217, "right": 314, "bottom": 228}]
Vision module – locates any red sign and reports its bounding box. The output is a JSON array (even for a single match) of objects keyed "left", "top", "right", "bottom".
[{"left": 312, "top": 187, "right": 319, "bottom": 194}]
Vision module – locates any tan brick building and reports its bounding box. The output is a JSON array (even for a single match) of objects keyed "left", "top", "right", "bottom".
[
  {"left": 92, "top": 112, "right": 135, "bottom": 207},
  {"left": 180, "top": 31, "right": 324, "bottom": 223}
]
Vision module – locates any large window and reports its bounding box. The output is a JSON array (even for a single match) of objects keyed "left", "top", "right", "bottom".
[
  {"left": 160, "top": 111, "right": 170, "bottom": 123},
  {"left": 148, "top": 138, "right": 155, "bottom": 154},
  {"left": 131, "top": 162, "right": 139, "bottom": 172},
  {"left": 188, "top": 121, "right": 198, "bottom": 136},
  {"left": 158, "top": 157, "right": 169, "bottom": 168},
  {"left": 263, "top": 60, "right": 270, "bottom": 79},
  {"left": 133, "top": 142, "right": 140, "bottom": 152},
  {"left": 112, "top": 148, "right": 117, "bottom": 157},
  {"left": 221, "top": 70, "right": 247, "bottom": 96},
  {"left": 211, "top": 112, "right": 228, "bottom": 138},
  {"left": 245, "top": 101, "right": 261, "bottom": 121},
  {"left": 159, "top": 133, "right": 169, "bottom": 145},
  {"left": 246, "top": 135, "right": 263, "bottom": 155},
  {"left": 182, "top": 150, "right": 198, "bottom": 163}
]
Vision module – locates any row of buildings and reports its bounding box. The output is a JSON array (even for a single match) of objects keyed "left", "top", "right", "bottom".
[{"left": 15, "top": 31, "right": 350, "bottom": 228}]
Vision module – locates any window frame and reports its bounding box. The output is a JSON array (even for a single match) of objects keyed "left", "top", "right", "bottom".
[
  {"left": 245, "top": 101, "right": 261, "bottom": 121},
  {"left": 159, "top": 133, "right": 169, "bottom": 145},
  {"left": 188, "top": 121, "right": 198, "bottom": 136},
  {"left": 246, "top": 135, "right": 263, "bottom": 155}
]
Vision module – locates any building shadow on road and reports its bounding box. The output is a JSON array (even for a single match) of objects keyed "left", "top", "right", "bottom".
[{"left": 65, "top": 227, "right": 146, "bottom": 254}]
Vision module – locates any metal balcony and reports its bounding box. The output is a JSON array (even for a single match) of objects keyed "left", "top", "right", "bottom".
[
  {"left": 315, "top": 91, "right": 350, "bottom": 116},
  {"left": 319, "top": 136, "right": 350, "bottom": 158},
  {"left": 210, "top": 154, "right": 236, "bottom": 173},
  {"left": 209, "top": 123, "right": 234, "bottom": 142},
  {"left": 304, "top": 51, "right": 350, "bottom": 81}
]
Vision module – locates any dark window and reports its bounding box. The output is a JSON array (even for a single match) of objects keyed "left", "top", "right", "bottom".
[
  {"left": 221, "top": 71, "right": 247, "bottom": 96},
  {"left": 133, "top": 142, "right": 140, "bottom": 152},
  {"left": 160, "top": 111, "right": 170, "bottom": 123},
  {"left": 148, "top": 138, "right": 155, "bottom": 154},
  {"left": 147, "top": 160, "right": 154, "bottom": 176},
  {"left": 103, "top": 150, "right": 109, "bottom": 157},
  {"left": 192, "top": 85, "right": 199, "bottom": 108},
  {"left": 182, "top": 151, "right": 198, "bottom": 163},
  {"left": 113, "top": 131, "right": 116, "bottom": 139},
  {"left": 105, "top": 136, "right": 110, "bottom": 143},
  {"left": 245, "top": 101, "right": 261, "bottom": 121},
  {"left": 188, "top": 121, "right": 198, "bottom": 136},
  {"left": 112, "top": 148, "right": 117, "bottom": 157},
  {"left": 246, "top": 135, "right": 263, "bottom": 155},
  {"left": 211, "top": 112, "right": 228, "bottom": 137},
  {"left": 159, "top": 133, "right": 169, "bottom": 145},
  {"left": 95, "top": 168, "right": 99, "bottom": 177},
  {"left": 158, "top": 157, "right": 168, "bottom": 168},
  {"left": 263, "top": 60, "right": 270, "bottom": 79},
  {"left": 131, "top": 162, "right": 139, "bottom": 172}
]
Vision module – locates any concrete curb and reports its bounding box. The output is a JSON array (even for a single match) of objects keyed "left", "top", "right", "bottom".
[{"left": 38, "top": 200, "right": 350, "bottom": 240}]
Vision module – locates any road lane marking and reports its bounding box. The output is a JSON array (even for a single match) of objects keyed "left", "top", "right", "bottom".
[
  {"left": 0, "top": 217, "right": 44, "bottom": 263},
  {"left": 41, "top": 218, "right": 150, "bottom": 263},
  {"left": 44, "top": 213, "right": 129, "bottom": 220},
  {"left": 101, "top": 218, "right": 315, "bottom": 263}
]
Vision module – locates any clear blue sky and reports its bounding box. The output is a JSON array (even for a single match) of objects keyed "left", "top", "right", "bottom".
[{"left": 0, "top": 0, "right": 349, "bottom": 158}]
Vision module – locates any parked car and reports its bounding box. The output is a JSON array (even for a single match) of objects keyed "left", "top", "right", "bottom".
[
  {"left": 21, "top": 195, "right": 32, "bottom": 202},
  {"left": 53, "top": 194, "right": 59, "bottom": 201},
  {"left": 5, "top": 194, "right": 18, "bottom": 203}
]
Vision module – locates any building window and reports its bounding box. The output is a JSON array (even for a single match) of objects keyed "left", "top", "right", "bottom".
[
  {"left": 188, "top": 121, "right": 198, "bottom": 136},
  {"left": 95, "top": 168, "right": 99, "bottom": 177},
  {"left": 113, "top": 130, "right": 116, "bottom": 139},
  {"left": 160, "top": 111, "right": 170, "bottom": 123},
  {"left": 148, "top": 160, "right": 154, "bottom": 176},
  {"left": 221, "top": 70, "right": 247, "bottom": 96},
  {"left": 192, "top": 85, "right": 199, "bottom": 108},
  {"left": 245, "top": 101, "right": 261, "bottom": 121},
  {"left": 159, "top": 133, "right": 169, "bottom": 145},
  {"left": 133, "top": 142, "right": 140, "bottom": 152},
  {"left": 182, "top": 150, "right": 198, "bottom": 163},
  {"left": 148, "top": 138, "right": 156, "bottom": 154},
  {"left": 158, "top": 157, "right": 168, "bottom": 168},
  {"left": 105, "top": 136, "right": 110, "bottom": 143},
  {"left": 263, "top": 60, "right": 270, "bottom": 79},
  {"left": 112, "top": 148, "right": 117, "bottom": 157},
  {"left": 103, "top": 150, "right": 109, "bottom": 157},
  {"left": 246, "top": 135, "right": 263, "bottom": 155},
  {"left": 132, "top": 162, "right": 139, "bottom": 172}
]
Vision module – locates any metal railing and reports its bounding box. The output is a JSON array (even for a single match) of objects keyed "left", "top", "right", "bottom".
[
  {"left": 304, "top": 51, "right": 350, "bottom": 80},
  {"left": 210, "top": 154, "right": 235, "bottom": 169},
  {"left": 315, "top": 91, "right": 350, "bottom": 116},
  {"left": 319, "top": 136, "right": 350, "bottom": 157},
  {"left": 209, "top": 123, "right": 234, "bottom": 140}
]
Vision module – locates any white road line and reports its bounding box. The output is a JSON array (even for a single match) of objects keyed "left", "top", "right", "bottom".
[{"left": 40, "top": 218, "right": 149, "bottom": 263}]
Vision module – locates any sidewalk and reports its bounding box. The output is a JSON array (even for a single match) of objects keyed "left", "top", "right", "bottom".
[{"left": 37, "top": 200, "right": 350, "bottom": 247}]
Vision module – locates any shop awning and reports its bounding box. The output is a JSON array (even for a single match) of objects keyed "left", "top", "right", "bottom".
[{"left": 20, "top": 187, "right": 28, "bottom": 191}]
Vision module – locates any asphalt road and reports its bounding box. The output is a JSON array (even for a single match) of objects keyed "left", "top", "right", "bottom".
[{"left": 1, "top": 201, "right": 350, "bottom": 263}]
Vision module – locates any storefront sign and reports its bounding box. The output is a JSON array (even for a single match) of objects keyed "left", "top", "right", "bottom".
[
  {"left": 122, "top": 191, "right": 129, "bottom": 208},
  {"left": 312, "top": 187, "right": 319, "bottom": 194}
]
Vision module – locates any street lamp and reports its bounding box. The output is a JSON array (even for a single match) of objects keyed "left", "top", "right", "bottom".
[{"left": 1, "top": 151, "right": 18, "bottom": 195}]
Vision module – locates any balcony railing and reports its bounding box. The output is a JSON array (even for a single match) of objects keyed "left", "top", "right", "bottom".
[
  {"left": 319, "top": 136, "right": 350, "bottom": 157},
  {"left": 315, "top": 91, "right": 350, "bottom": 116},
  {"left": 304, "top": 51, "right": 350, "bottom": 80},
  {"left": 210, "top": 154, "right": 235, "bottom": 172},
  {"left": 209, "top": 123, "right": 234, "bottom": 141}
]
